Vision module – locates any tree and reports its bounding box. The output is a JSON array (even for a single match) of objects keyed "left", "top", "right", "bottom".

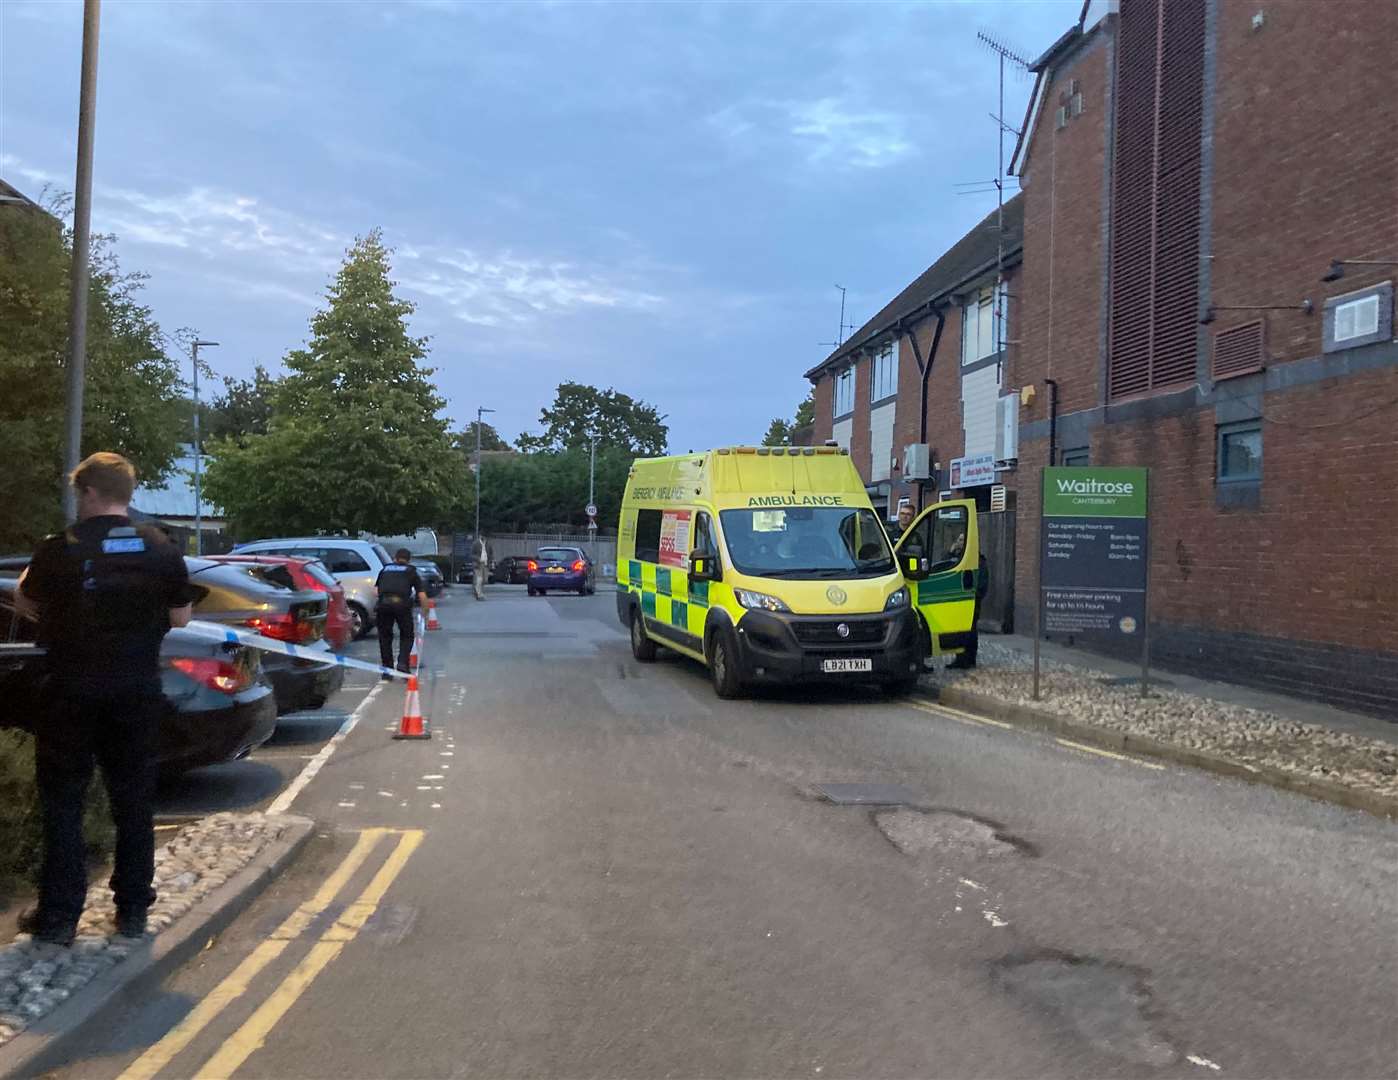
[
  {"left": 204, "top": 230, "right": 465, "bottom": 538},
  {"left": 204, "top": 364, "right": 279, "bottom": 447},
  {"left": 459, "top": 446, "right": 634, "bottom": 533},
  {"left": 0, "top": 194, "right": 183, "bottom": 552},
  {"left": 451, "top": 419, "right": 509, "bottom": 455},
  {"left": 760, "top": 390, "right": 815, "bottom": 447},
  {"left": 793, "top": 390, "right": 815, "bottom": 431},
  {"left": 516, "top": 382, "right": 667, "bottom": 455},
  {"left": 762, "top": 417, "right": 793, "bottom": 446}
]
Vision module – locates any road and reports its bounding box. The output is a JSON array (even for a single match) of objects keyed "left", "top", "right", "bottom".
[{"left": 41, "top": 587, "right": 1398, "bottom": 1079}]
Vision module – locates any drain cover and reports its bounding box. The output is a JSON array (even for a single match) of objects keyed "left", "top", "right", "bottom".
[{"left": 815, "top": 783, "right": 922, "bottom": 806}]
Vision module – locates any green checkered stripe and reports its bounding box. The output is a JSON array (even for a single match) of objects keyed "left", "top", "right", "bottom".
[{"left": 620, "top": 558, "right": 709, "bottom": 641}]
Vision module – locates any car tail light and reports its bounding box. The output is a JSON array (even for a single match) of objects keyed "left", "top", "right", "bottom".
[
  {"left": 527, "top": 560, "right": 538, "bottom": 571},
  {"left": 171, "top": 657, "right": 250, "bottom": 695},
  {"left": 245, "top": 613, "right": 317, "bottom": 644},
  {"left": 572, "top": 560, "right": 585, "bottom": 572}
]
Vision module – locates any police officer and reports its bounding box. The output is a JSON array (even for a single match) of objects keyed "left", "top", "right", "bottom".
[
  {"left": 15, "top": 453, "right": 193, "bottom": 945},
  {"left": 887, "top": 498, "right": 916, "bottom": 544},
  {"left": 375, "top": 548, "right": 427, "bottom": 676}
]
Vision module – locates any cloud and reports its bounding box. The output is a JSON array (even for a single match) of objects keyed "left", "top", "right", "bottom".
[{"left": 708, "top": 95, "right": 914, "bottom": 171}]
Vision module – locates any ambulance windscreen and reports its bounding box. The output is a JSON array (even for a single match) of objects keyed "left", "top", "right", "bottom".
[{"left": 719, "top": 507, "right": 894, "bottom": 579}]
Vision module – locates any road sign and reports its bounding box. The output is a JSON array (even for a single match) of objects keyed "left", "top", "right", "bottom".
[{"left": 585, "top": 503, "right": 598, "bottom": 518}]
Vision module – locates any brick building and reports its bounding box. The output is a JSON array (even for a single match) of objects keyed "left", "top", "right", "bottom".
[
  {"left": 799, "top": 0, "right": 1397, "bottom": 714},
  {"left": 1006, "top": 0, "right": 1398, "bottom": 714}
]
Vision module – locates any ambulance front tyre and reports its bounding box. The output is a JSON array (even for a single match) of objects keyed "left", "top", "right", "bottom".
[
  {"left": 630, "top": 608, "right": 657, "bottom": 662},
  {"left": 708, "top": 626, "right": 745, "bottom": 700}
]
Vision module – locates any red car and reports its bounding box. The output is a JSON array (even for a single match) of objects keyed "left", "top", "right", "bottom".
[{"left": 206, "top": 554, "right": 354, "bottom": 651}]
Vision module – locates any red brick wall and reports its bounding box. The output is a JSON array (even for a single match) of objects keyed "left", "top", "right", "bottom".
[
  {"left": 1015, "top": 39, "right": 1110, "bottom": 422},
  {"left": 1209, "top": 0, "right": 1398, "bottom": 365},
  {"left": 849, "top": 355, "right": 872, "bottom": 484},
  {"left": 811, "top": 374, "right": 833, "bottom": 445}
]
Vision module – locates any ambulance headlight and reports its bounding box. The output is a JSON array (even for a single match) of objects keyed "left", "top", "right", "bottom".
[
  {"left": 884, "top": 587, "right": 909, "bottom": 611},
  {"left": 734, "top": 588, "right": 790, "bottom": 613}
]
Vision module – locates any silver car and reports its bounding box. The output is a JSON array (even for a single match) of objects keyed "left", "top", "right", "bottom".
[{"left": 230, "top": 537, "right": 394, "bottom": 639}]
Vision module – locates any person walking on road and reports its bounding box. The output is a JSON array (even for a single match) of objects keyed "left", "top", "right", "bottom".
[
  {"left": 375, "top": 548, "right": 427, "bottom": 677},
  {"left": 15, "top": 452, "right": 194, "bottom": 945},
  {"left": 472, "top": 535, "right": 488, "bottom": 601}
]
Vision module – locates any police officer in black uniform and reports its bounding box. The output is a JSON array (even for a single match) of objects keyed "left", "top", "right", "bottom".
[
  {"left": 16, "top": 452, "right": 193, "bottom": 945},
  {"left": 374, "top": 548, "right": 427, "bottom": 677}
]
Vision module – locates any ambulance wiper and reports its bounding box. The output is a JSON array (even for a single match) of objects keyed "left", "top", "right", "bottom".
[{"left": 764, "top": 567, "right": 850, "bottom": 578}]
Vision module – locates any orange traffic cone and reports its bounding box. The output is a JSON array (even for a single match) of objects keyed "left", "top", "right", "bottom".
[
  {"left": 392, "top": 673, "right": 430, "bottom": 739},
  {"left": 426, "top": 599, "right": 442, "bottom": 631},
  {"left": 409, "top": 635, "right": 420, "bottom": 672}
]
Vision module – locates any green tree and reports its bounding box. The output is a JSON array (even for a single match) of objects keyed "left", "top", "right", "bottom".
[
  {"left": 761, "top": 390, "right": 816, "bottom": 447},
  {"left": 762, "top": 417, "right": 793, "bottom": 446},
  {"left": 204, "top": 364, "right": 279, "bottom": 447},
  {"left": 451, "top": 418, "right": 510, "bottom": 455},
  {"left": 0, "top": 194, "right": 183, "bottom": 552},
  {"left": 466, "top": 447, "right": 633, "bottom": 533},
  {"left": 204, "top": 230, "right": 465, "bottom": 537},
  {"left": 516, "top": 382, "right": 667, "bottom": 455},
  {"left": 793, "top": 390, "right": 815, "bottom": 431}
]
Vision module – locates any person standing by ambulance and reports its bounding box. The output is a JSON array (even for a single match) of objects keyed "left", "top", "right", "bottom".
[
  {"left": 15, "top": 453, "right": 194, "bottom": 945},
  {"left": 375, "top": 548, "right": 427, "bottom": 676}
]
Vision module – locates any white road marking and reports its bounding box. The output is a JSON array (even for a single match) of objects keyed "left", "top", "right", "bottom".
[
  {"left": 379, "top": 790, "right": 395, "bottom": 798},
  {"left": 431, "top": 803, "right": 442, "bottom": 809},
  {"left": 959, "top": 878, "right": 985, "bottom": 891},
  {"left": 422, "top": 774, "right": 445, "bottom": 780},
  {"left": 337, "top": 802, "right": 356, "bottom": 809},
  {"left": 1186, "top": 1053, "right": 1222, "bottom": 1071},
  {"left": 983, "top": 909, "right": 1009, "bottom": 928},
  {"left": 266, "top": 682, "right": 386, "bottom": 816}
]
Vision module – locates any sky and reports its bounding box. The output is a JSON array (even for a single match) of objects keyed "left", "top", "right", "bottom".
[{"left": 0, "top": 0, "right": 1077, "bottom": 454}]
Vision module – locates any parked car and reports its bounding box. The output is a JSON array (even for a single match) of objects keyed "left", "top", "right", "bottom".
[
  {"left": 0, "top": 581, "right": 277, "bottom": 776},
  {"left": 231, "top": 538, "right": 394, "bottom": 640},
  {"left": 412, "top": 561, "right": 445, "bottom": 597},
  {"left": 205, "top": 554, "right": 353, "bottom": 651},
  {"left": 527, "top": 546, "right": 596, "bottom": 596},
  {"left": 185, "top": 558, "right": 344, "bottom": 713},
  {"left": 489, "top": 555, "right": 532, "bottom": 585}
]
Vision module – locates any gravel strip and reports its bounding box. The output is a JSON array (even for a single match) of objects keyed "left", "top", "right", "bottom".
[
  {"left": 935, "top": 642, "right": 1398, "bottom": 799},
  {"left": 0, "top": 812, "right": 292, "bottom": 1046}
]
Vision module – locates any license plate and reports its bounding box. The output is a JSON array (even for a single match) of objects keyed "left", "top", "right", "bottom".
[
  {"left": 546, "top": 566, "right": 565, "bottom": 574},
  {"left": 822, "top": 658, "right": 872, "bottom": 673}
]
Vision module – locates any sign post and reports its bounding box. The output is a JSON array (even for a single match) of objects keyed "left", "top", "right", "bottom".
[{"left": 1034, "top": 466, "right": 1151, "bottom": 700}]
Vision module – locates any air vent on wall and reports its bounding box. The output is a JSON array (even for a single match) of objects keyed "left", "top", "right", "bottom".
[{"left": 1212, "top": 320, "right": 1266, "bottom": 381}]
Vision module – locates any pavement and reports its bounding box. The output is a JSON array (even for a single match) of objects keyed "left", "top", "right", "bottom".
[{"left": 23, "top": 586, "right": 1398, "bottom": 1079}]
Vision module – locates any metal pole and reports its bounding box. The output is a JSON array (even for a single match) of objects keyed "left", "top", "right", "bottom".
[
  {"left": 190, "top": 340, "right": 217, "bottom": 555},
  {"left": 1033, "top": 465, "right": 1046, "bottom": 701},
  {"left": 1141, "top": 469, "right": 1152, "bottom": 699},
  {"left": 61, "top": 0, "right": 102, "bottom": 522},
  {"left": 588, "top": 434, "right": 597, "bottom": 563},
  {"left": 473, "top": 406, "right": 494, "bottom": 540}
]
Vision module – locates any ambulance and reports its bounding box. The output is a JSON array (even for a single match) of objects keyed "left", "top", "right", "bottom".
[{"left": 615, "top": 446, "right": 981, "bottom": 698}]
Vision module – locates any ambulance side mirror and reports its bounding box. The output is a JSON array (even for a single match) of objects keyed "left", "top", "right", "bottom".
[
  {"left": 902, "top": 554, "right": 931, "bottom": 581},
  {"left": 689, "top": 551, "right": 722, "bottom": 583}
]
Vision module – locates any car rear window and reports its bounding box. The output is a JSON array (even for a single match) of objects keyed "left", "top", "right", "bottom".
[
  {"left": 301, "top": 561, "right": 339, "bottom": 589},
  {"left": 537, "top": 548, "right": 579, "bottom": 562}
]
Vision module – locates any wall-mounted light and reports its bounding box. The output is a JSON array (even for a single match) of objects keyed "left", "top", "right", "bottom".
[
  {"left": 1199, "top": 299, "right": 1313, "bottom": 325},
  {"left": 1321, "top": 259, "right": 1398, "bottom": 283}
]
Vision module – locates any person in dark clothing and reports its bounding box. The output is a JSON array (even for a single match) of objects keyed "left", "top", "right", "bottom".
[
  {"left": 15, "top": 452, "right": 194, "bottom": 945},
  {"left": 887, "top": 499, "right": 916, "bottom": 545},
  {"left": 375, "top": 548, "right": 427, "bottom": 677}
]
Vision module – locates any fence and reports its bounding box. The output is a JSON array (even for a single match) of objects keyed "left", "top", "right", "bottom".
[
  {"left": 978, "top": 510, "right": 1016, "bottom": 634},
  {"left": 481, "top": 532, "right": 619, "bottom": 580}
]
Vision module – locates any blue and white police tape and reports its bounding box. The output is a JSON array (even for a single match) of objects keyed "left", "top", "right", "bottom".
[{"left": 180, "top": 619, "right": 413, "bottom": 681}]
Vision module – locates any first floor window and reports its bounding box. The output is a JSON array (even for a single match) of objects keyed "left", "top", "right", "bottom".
[
  {"left": 870, "top": 341, "right": 897, "bottom": 401},
  {"left": 1217, "top": 421, "right": 1262, "bottom": 483},
  {"left": 962, "top": 281, "right": 1008, "bottom": 365},
  {"left": 833, "top": 367, "right": 855, "bottom": 417}
]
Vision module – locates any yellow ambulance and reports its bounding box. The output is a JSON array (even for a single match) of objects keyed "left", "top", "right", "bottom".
[{"left": 615, "top": 446, "right": 981, "bottom": 698}]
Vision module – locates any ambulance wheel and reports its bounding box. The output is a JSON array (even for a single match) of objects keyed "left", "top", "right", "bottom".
[
  {"left": 708, "top": 628, "right": 744, "bottom": 700},
  {"left": 630, "top": 610, "right": 657, "bottom": 662}
]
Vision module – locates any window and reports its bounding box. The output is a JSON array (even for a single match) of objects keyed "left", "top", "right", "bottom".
[
  {"left": 1334, "top": 295, "right": 1380, "bottom": 342},
  {"left": 901, "top": 504, "right": 970, "bottom": 574},
  {"left": 1062, "top": 447, "right": 1090, "bottom": 467},
  {"left": 634, "top": 509, "right": 662, "bottom": 564},
  {"left": 833, "top": 367, "right": 854, "bottom": 417},
  {"left": 1217, "top": 421, "right": 1262, "bottom": 483},
  {"left": 318, "top": 547, "right": 370, "bottom": 574},
  {"left": 870, "top": 341, "right": 897, "bottom": 402},
  {"left": 693, "top": 512, "right": 716, "bottom": 557},
  {"left": 961, "top": 282, "right": 1007, "bottom": 365}
]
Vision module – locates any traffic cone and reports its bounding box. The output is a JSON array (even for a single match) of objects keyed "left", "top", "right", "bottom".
[
  {"left": 409, "top": 635, "right": 420, "bottom": 672},
  {"left": 426, "top": 599, "right": 442, "bottom": 631},
  {"left": 392, "top": 674, "right": 430, "bottom": 739}
]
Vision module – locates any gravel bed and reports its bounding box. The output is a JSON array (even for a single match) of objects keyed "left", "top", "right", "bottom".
[
  {"left": 0, "top": 812, "right": 291, "bottom": 1047},
  {"left": 935, "top": 642, "right": 1398, "bottom": 799}
]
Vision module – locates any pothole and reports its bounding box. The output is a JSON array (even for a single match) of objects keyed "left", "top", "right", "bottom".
[
  {"left": 993, "top": 951, "right": 1178, "bottom": 1067},
  {"left": 873, "top": 807, "right": 1031, "bottom": 859}
]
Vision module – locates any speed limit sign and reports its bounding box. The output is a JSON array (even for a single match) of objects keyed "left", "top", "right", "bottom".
[{"left": 585, "top": 503, "right": 598, "bottom": 518}]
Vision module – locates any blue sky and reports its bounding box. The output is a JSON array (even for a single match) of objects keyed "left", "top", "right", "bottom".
[{"left": 1, "top": 0, "right": 1076, "bottom": 453}]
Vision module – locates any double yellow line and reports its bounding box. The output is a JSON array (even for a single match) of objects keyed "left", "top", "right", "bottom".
[{"left": 120, "top": 828, "right": 423, "bottom": 1080}]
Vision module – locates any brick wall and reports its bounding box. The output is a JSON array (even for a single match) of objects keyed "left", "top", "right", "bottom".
[
  {"left": 811, "top": 374, "right": 833, "bottom": 445},
  {"left": 1208, "top": 0, "right": 1398, "bottom": 367},
  {"left": 849, "top": 355, "right": 872, "bottom": 484}
]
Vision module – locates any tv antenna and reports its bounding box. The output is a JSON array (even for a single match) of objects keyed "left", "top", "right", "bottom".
[{"left": 818, "top": 284, "right": 859, "bottom": 353}]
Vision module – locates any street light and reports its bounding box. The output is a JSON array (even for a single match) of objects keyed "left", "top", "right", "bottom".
[
  {"left": 474, "top": 406, "right": 495, "bottom": 542},
  {"left": 190, "top": 339, "right": 218, "bottom": 554},
  {"left": 587, "top": 432, "right": 599, "bottom": 563}
]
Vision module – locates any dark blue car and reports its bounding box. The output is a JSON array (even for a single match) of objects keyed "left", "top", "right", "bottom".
[{"left": 527, "top": 546, "right": 596, "bottom": 596}]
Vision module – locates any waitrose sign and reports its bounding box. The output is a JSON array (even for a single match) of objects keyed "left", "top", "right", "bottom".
[{"left": 1043, "top": 467, "right": 1148, "bottom": 518}]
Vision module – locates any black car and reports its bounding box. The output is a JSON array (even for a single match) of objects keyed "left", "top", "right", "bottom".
[
  {"left": 489, "top": 555, "right": 532, "bottom": 585},
  {"left": 411, "top": 561, "right": 446, "bottom": 597},
  {"left": 184, "top": 558, "right": 345, "bottom": 714},
  {"left": 0, "top": 582, "right": 277, "bottom": 776}
]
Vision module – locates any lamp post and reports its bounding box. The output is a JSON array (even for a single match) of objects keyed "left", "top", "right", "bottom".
[
  {"left": 587, "top": 432, "right": 598, "bottom": 562},
  {"left": 474, "top": 406, "right": 495, "bottom": 542},
  {"left": 190, "top": 339, "right": 218, "bottom": 554},
  {"left": 61, "top": 0, "right": 102, "bottom": 523}
]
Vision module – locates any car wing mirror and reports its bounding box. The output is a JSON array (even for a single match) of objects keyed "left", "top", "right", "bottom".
[
  {"left": 689, "top": 552, "right": 722, "bottom": 583},
  {"left": 902, "top": 554, "right": 930, "bottom": 581}
]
